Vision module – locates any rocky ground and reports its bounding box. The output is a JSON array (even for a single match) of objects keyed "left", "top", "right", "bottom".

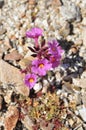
[{"left": 0, "top": 0, "right": 86, "bottom": 130}]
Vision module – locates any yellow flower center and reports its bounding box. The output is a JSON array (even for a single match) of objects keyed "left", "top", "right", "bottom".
[
  {"left": 39, "top": 63, "right": 44, "bottom": 68},
  {"left": 29, "top": 78, "right": 34, "bottom": 83}
]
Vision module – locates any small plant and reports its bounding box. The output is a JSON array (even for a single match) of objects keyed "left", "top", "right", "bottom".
[
  {"left": 22, "top": 27, "right": 64, "bottom": 91},
  {"left": 18, "top": 92, "right": 69, "bottom": 130}
]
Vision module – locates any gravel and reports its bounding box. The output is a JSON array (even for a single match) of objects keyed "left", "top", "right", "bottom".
[{"left": 0, "top": 0, "right": 86, "bottom": 129}]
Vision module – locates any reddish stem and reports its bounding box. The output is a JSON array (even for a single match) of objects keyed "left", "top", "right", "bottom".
[{"left": 34, "top": 38, "right": 39, "bottom": 48}]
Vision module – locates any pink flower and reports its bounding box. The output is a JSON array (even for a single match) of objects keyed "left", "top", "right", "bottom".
[
  {"left": 26, "top": 27, "right": 43, "bottom": 48},
  {"left": 50, "top": 55, "right": 60, "bottom": 68},
  {"left": 26, "top": 27, "right": 43, "bottom": 39},
  {"left": 31, "top": 58, "right": 52, "bottom": 76},
  {"left": 48, "top": 40, "right": 64, "bottom": 68},
  {"left": 48, "top": 40, "right": 63, "bottom": 57},
  {"left": 24, "top": 73, "right": 37, "bottom": 89}
]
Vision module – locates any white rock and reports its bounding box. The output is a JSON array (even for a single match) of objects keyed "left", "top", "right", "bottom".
[
  {"left": 75, "top": 110, "right": 79, "bottom": 115},
  {"left": 60, "top": 1, "right": 81, "bottom": 21},
  {"left": 81, "top": 71, "right": 86, "bottom": 78},
  {"left": 42, "top": 79, "right": 49, "bottom": 93},
  {"left": 17, "top": 45, "right": 24, "bottom": 54},
  {"left": 77, "top": 126, "right": 84, "bottom": 130},
  {"left": 79, "top": 106, "right": 86, "bottom": 122},
  {"left": 42, "top": 20, "right": 49, "bottom": 30},
  {"left": 82, "top": 26, "right": 86, "bottom": 48},
  {"left": 56, "top": 89, "right": 62, "bottom": 95},
  {"left": 82, "top": 17, "right": 86, "bottom": 25},
  {"left": 33, "top": 82, "right": 42, "bottom": 93}
]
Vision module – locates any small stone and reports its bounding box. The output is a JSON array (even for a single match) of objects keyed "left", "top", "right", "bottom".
[
  {"left": 75, "top": 110, "right": 79, "bottom": 115},
  {"left": 73, "top": 78, "right": 86, "bottom": 89},
  {"left": 55, "top": 71, "right": 62, "bottom": 82},
  {"left": 69, "top": 46, "right": 78, "bottom": 54},
  {"left": 60, "top": 1, "right": 81, "bottom": 21},
  {"left": 81, "top": 71, "right": 86, "bottom": 78},
  {"left": 19, "top": 56, "right": 34, "bottom": 69},
  {"left": 42, "top": 79, "right": 49, "bottom": 93},
  {"left": 79, "top": 46, "right": 86, "bottom": 60},
  {"left": 77, "top": 126, "right": 84, "bottom": 130},
  {"left": 4, "top": 106, "right": 19, "bottom": 130},
  {"left": 4, "top": 90, "right": 13, "bottom": 104},
  {"left": 39, "top": 118, "right": 54, "bottom": 130},
  {"left": 4, "top": 37, "right": 12, "bottom": 48},
  {"left": 33, "top": 82, "right": 42, "bottom": 93},
  {"left": 0, "top": 0, "right": 4, "bottom": 8},
  {"left": 62, "top": 82, "right": 74, "bottom": 93},
  {"left": 63, "top": 98, "right": 69, "bottom": 107},
  {"left": 82, "top": 92, "right": 86, "bottom": 108},
  {"left": 75, "top": 93, "right": 82, "bottom": 106},
  {"left": 82, "top": 26, "right": 86, "bottom": 48},
  {"left": 0, "top": 95, "right": 3, "bottom": 110},
  {"left": 28, "top": 0, "right": 36, "bottom": 9},
  {"left": 56, "top": 89, "right": 62, "bottom": 95},
  {"left": 29, "top": 0, "right": 35, "bottom": 5},
  {"left": 79, "top": 106, "right": 86, "bottom": 122},
  {"left": 52, "top": 0, "right": 62, "bottom": 7},
  {"left": 17, "top": 45, "right": 24, "bottom": 54},
  {"left": 82, "top": 17, "right": 86, "bottom": 25},
  {"left": 4, "top": 49, "right": 23, "bottom": 61},
  {"left": 0, "top": 23, "right": 6, "bottom": 35},
  {"left": 0, "top": 60, "right": 29, "bottom": 96},
  {"left": 0, "top": 47, "right": 3, "bottom": 59},
  {"left": 21, "top": 115, "right": 34, "bottom": 130},
  {"left": 59, "top": 21, "right": 70, "bottom": 37},
  {"left": 68, "top": 119, "right": 74, "bottom": 127}
]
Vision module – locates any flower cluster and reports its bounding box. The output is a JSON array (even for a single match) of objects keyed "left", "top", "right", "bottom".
[{"left": 23, "top": 27, "right": 63, "bottom": 89}]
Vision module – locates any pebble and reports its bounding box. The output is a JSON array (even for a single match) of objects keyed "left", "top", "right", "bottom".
[
  {"left": 81, "top": 92, "right": 86, "bottom": 108},
  {"left": 59, "top": 21, "right": 70, "bottom": 37},
  {"left": 4, "top": 90, "right": 13, "bottom": 104},
  {"left": 52, "top": 0, "right": 62, "bottom": 7},
  {"left": 73, "top": 78, "right": 86, "bottom": 89},
  {"left": 68, "top": 119, "right": 74, "bottom": 127},
  {"left": 21, "top": 115, "right": 34, "bottom": 130},
  {"left": 0, "top": 0, "right": 86, "bottom": 129},
  {"left": 62, "top": 82, "right": 75, "bottom": 94},
  {"left": 0, "top": 0, "right": 4, "bottom": 8},
  {"left": 82, "top": 26, "right": 86, "bottom": 48},
  {"left": 60, "top": 1, "right": 81, "bottom": 22},
  {"left": 77, "top": 126, "right": 83, "bottom": 130},
  {"left": 82, "top": 17, "right": 86, "bottom": 25},
  {"left": 0, "top": 23, "right": 6, "bottom": 35},
  {"left": 0, "top": 95, "right": 3, "bottom": 110},
  {"left": 42, "top": 79, "right": 49, "bottom": 93},
  {"left": 75, "top": 93, "right": 82, "bottom": 105},
  {"left": 81, "top": 71, "right": 86, "bottom": 78},
  {"left": 4, "top": 105, "right": 19, "bottom": 130},
  {"left": 33, "top": 82, "right": 42, "bottom": 93},
  {"left": 0, "top": 60, "right": 29, "bottom": 96},
  {"left": 56, "top": 89, "right": 62, "bottom": 95},
  {"left": 78, "top": 106, "right": 86, "bottom": 122},
  {"left": 4, "top": 49, "right": 23, "bottom": 61}
]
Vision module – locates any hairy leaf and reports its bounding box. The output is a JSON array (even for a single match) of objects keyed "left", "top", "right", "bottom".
[
  {"left": 28, "top": 47, "right": 36, "bottom": 53},
  {"left": 31, "top": 54, "right": 37, "bottom": 57},
  {"left": 34, "top": 46, "right": 40, "bottom": 51}
]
